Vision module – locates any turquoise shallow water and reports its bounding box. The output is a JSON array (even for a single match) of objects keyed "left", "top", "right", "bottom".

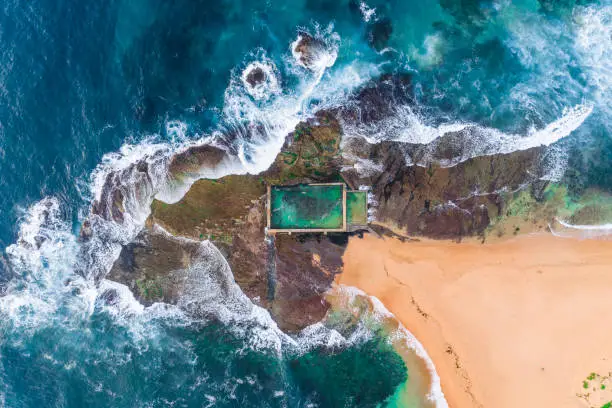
[
  {"left": 270, "top": 185, "right": 344, "bottom": 230},
  {"left": 0, "top": 0, "right": 611, "bottom": 406}
]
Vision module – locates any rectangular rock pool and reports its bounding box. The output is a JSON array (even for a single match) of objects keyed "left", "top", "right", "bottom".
[{"left": 268, "top": 183, "right": 345, "bottom": 231}]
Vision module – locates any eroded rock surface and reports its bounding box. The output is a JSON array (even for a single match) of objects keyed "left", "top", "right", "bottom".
[
  {"left": 137, "top": 116, "right": 348, "bottom": 331},
  {"left": 107, "top": 227, "right": 203, "bottom": 306},
  {"left": 291, "top": 31, "right": 332, "bottom": 71},
  {"left": 106, "top": 73, "right": 568, "bottom": 332},
  {"left": 270, "top": 233, "right": 347, "bottom": 332},
  {"left": 342, "top": 136, "right": 546, "bottom": 239}
]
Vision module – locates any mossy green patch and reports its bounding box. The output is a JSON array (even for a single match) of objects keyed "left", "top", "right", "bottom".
[
  {"left": 136, "top": 278, "right": 164, "bottom": 301},
  {"left": 150, "top": 175, "right": 266, "bottom": 238},
  {"left": 487, "top": 183, "right": 612, "bottom": 239},
  {"left": 266, "top": 114, "right": 342, "bottom": 184}
]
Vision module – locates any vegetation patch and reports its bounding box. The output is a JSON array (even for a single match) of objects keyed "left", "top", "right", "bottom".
[{"left": 577, "top": 371, "right": 612, "bottom": 408}]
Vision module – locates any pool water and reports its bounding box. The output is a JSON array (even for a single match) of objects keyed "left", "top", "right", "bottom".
[
  {"left": 269, "top": 184, "right": 344, "bottom": 230},
  {"left": 347, "top": 191, "right": 368, "bottom": 226}
]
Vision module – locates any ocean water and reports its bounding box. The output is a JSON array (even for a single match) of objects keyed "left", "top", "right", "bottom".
[{"left": 0, "top": 0, "right": 610, "bottom": 407}]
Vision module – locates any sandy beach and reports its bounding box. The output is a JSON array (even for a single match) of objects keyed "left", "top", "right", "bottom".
[{"left": 336, "top": 233, "right": 612, "bottom": 408}]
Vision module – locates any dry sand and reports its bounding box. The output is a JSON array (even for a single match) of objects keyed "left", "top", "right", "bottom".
[{"left": 336, "top": 233, "right": 612, "bottom": 408}]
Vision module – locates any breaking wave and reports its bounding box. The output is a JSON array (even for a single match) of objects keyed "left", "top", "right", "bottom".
[
  {"left": 333, "top": 285, "right": 448, "bottom": 408},
  {"left": 574, "top": 3, "right": 612, "bottom": 116},
  {"left": 550, "top": 218, "right": 612, "bottom": 240},
  {"left": 1, "top": 3, "right": 610, "bottom": 403},
  {"left": 0, "top": 25, "right": 408, "bottom": 406},
  {"left": 342, "top": 102, "right": 593, "bottom": 169}
]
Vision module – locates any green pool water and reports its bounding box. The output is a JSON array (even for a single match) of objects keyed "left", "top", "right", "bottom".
[
  {"left": 270, "top": 184, "right": 344, "bottom": 230},
  {"left": 347, "top": 191, "right": 368, "bottom": 225}
]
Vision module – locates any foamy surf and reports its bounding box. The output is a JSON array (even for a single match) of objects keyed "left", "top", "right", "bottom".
[
  {"left": 331, "top": 285, "right": 449, "bottom": 408},
  {"left": 1, "top": 1, "right": 610, "bottom": 406},
  {"left": 240, "top": 59, "right": 281, "bottom": 101},
  {"left": 550, "top": 217, "right": 612, "bottom": 239},
  {"left": 342, "top": 102, "right": 593, "bottom": 169},
  {"left": 2, "top": 194, "right": 396, "bottom": 363}
]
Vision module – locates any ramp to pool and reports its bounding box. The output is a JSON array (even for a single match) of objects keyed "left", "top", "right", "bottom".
[{"left": 267, "top": 183, "right": 368, "bottom": 233}]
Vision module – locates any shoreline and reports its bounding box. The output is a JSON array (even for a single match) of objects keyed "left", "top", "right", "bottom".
[
  {"left": 326, "top": 285, "right": 447, "bottom": 408},
  {"left": 335, "top": 232, "right": 612, "bottom": 407}
]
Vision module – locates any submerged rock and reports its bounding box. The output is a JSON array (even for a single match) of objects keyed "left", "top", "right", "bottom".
[
  {"left": 367, "top": 18, "right": 393, "bottom": 51},
  {"left": 241, "top": 61, "right": 280, "bottom": 100},
  {"left": 338, "top": 73, "right": 414, "bottom": 125}
]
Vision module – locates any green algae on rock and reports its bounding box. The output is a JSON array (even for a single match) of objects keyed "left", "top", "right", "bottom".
[
  {"left": 486, "top": 184, "right": 612, "bottom": 239},
  {"left": 150, "top": 175, "right": 266, "bottom": 242}
]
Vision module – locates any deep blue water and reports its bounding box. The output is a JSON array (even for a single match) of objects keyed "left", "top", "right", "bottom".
[{"left": 0, "top": 0, "right": 610, "bottom": 406}]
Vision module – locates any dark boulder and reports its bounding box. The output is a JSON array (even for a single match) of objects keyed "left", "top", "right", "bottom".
[
  {"left": 367, "top": 18, "right": 393, "bottom": 51},
  {"left": 244, "top": 66, "right": 266, "bottom": 87}
]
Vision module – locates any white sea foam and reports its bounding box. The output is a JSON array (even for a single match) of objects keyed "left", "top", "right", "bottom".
[
  {"left": 1, "top": 198, "right": 95, "bottom": 332},
  {"left": 2, "top": 25, "right": 369, "bottom": 350},
  {"left": 574, "top": 4, "right": 612, "bottom": 114},
  {"left": 359, "top": 2, "right": 377, "bottom": 23},
  {"left": 167, "top": 232, "right": 296, "bottom": 355},
  {"left": 97, "top": 279, "right": 145, "bottom": 317},
  {"left": 343, "top": 102, "right": 593, "bottom": 169},
  {"left": 222, "top": 28, "right": 343, "bottom": 176},
  {"left": 411, "top": 33, "right": 445, "bottom": 68},
  {"left": 341, "top": 153, "right": 384, "bottom": 177},
  {"left": 539, "top": 143, "right": 569, "bottom": 182},
  {"left": 307, "top": 60, "right": 381, "bottom": 112},
  {"left": 240, "top": 58, "right": 281, "bottom": 101},
  {"left": 0, "top": 20, "right": 555, "bottom": 403},
  {"left": 6, "top": 197, "right": 73, "bottom": 273},
  {"left": 290, "top": 25, "right": 339, "bottom": 74}
]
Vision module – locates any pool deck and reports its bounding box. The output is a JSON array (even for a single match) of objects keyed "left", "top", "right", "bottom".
[{"left": 266, "top": 183, "right": 367, "bottom": 234}]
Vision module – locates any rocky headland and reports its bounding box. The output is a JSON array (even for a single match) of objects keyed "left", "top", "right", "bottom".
[{"left": 99, "top": 73, "right": 610, "bottom": 332}]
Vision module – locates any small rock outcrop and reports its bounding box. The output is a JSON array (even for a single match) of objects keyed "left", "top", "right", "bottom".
[
  {"left": 291, "top": 32, "right": 332, "bottom": 71},
  {"left": 244, "top": 66, "right": 266, "bottom": 87}
]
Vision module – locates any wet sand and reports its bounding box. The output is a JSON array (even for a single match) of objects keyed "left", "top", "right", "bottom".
[{"left": 336, "top": 233, "right": 612, "bottom": 408}]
